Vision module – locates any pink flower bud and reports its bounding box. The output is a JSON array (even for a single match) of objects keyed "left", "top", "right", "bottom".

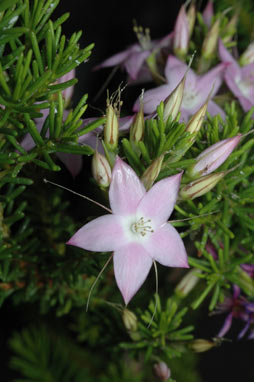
[
  {"left": 187, "top": 135, "right": 241, "bottom": 178},
  {"left": 92, "top": 151, "right": 111, "bottom": 187},
  {"left": 173, "top": 5, "right": 189, "bottom": 59},
  {"left": 154, "top": 362, "right": 171, "bottom": 381},
  {"left": 202, "top": 1, "right": 214, "bottom": 27},
  {"left": 180, "top": 172, "right": 225, "bottom": 200}
]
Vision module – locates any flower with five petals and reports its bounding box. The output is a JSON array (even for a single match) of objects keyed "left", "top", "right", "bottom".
[
  {"left": 133, "top": 55, "right": 227, "bottom": 122},
  {"left": 67, "top": 157, "right": 189, "bottom": 304}
]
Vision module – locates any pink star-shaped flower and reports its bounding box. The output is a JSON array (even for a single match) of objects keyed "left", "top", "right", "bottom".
[
  {"left": 219, "top": 40, "right": 254, "bottom": 112},
  {"left": 94, "top": 33, "right": 172, "bottom": 83},
  {"left": 133, "top": 55, "right": 227, "bottom": 122},
  {"left": 67, "top": 157, "right": 188, "bottom": 304}
]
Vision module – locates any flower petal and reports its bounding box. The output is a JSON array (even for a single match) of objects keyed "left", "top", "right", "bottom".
[
  {"left": 207, "top": 100, "right": 226, "bottom": 120},
  {"left": 164, "top": 55, "right": 194, "bottom": 86},
  {"left": 137, "top": 173, "right": 182, "bottom": 225},
  {"left": 125, "top": 50, "right": 150, "bottom": 80},
  {"left": 238, "top": 320, "right": 250, "bottom": 339},
  {"left": 109, "top": 157, "right": 146, "bottom": 215},
  {"left": 94, "top": 49, "right": 132, "bottom": 70},
  {"left": 218, "top": 40, "right": 239, "bottom": 73},
  {"left": 56, "top": 153, "right": 82, "bottom": 178},
  {"left": 133, "top": 84, "right": 172, "bottom": 114},
  {"left": 217, "top": 312, "right": 233, "bottom": 337},
  {"left": 67, "top": 214, "right": 127, "bottom": 252},
  {"left": 196, "top": 63, "right": 227, "bottom": 98},
  {"left": 119, "top": 115, "right": 135, "bottom": 131},
  {"left": 143, "top": 223, "right": 189, "bottom": 267},
  {"left": 113, "top": 242, "right": 153, "bottom": 304}
]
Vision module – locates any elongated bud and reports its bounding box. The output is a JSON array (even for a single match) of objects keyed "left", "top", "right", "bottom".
[
  {"left": 180, "top": 172, "right": 225, "bottom": 200},
  {"left": 104, "top": 104, "right": 119, "bottom": 149},
  {"left": 187, "top": 135, "right": 241, "bottom": 178},
  {"left": 141, "top": 155, "right": 164, "bottom": 190},
  {"left": 130, "top": 104, "right": 145, "bottom": 143},
  {"left": 92, "top": 151, "right": 111, "bottom": 187},
  {"left": 122, "top": 308, "right": 138, "bottom": 332},
  {"left": 187, "top": 3, "right": 196, "bottom": 37},
  {"left": 239, "top": 42, "right": 254, "bottom": 66},
  {"left": 201, "top": 19, "right": 220, "bottom": 60},
  {"left": 175, "top": 268, "right": 202, "bottom": 298},
  {"left": 154, "top": 362, "right": 171, "bottom": 381},
  {"left": 202, "top": 1, "right": 214, "bottom": 27},
  {"left": 222, "top": 14, "right": 238, "bottom": 44},
  {"left": 173, "top": 5, "right": 189, "bottom": 59},
  {"left": 190, "top": 339, "right": 216, "bottom": 352},
  {"left": 163, "top": 75, "right": 185, "bottom": 122},
  {"left": 186, "top": 96, "right": 209, "bottom": 138}
]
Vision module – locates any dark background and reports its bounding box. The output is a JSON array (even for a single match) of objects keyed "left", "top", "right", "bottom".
[{"left": 2, "top": 0, "right": 254, "bottom": 381}]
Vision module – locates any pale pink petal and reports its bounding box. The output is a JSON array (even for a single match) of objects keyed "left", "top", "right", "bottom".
[
  {"left": 109, "top": 157, "right": 146, "bottom": 215},
  {"left": 218, "top": 40, "right": 240, "bottom": 77},
  {"left": 217, "top": 312, "right": 233, "bottom": 337},
  {"left": 224, "top": 70, "right": 243, "bottom": 98},
  {"left": 143, "top": 223, "right": 189, "bottom": 267},
  {"left": 128, "top": 67, "right": 153, "bottom": 84},
  {"left": 119, "top": 115, "right": 135, "bottom": 131},
  {"left": 113, "top": 242, "right": 153, "bottom": 304},
  {"left": 179, "top": 108, "right": 190, "bottom": 122},
  {"left": 56, "top": 153, "right": 82, "bottom": 177},
  {"left": 238, "top": 96, "right": 254, "bottom": 111},
  {"left": 67, "top": 214, "right": 127, "bottom": 252},
  {"left": 137, "top": 173, "right": 182, "bottom": 226},
  {"left": 94, "top": 49, "right": 132, "bottom": 70},
  {"left": 173, "top": 5, "right": 189, "bottom": 53},
  {"left": 203, "top": 0, "right": 214, "bottom": 27},
  {"left": 207, "top": 100, "right": 226, "bottom": 120},
  {"left": 165, "top": 55, "right": 196, "bottom": 89},
  {"left": 78, "top": 131, "right": 104, "bottom": 153},
  {"left": 196, "top": 63, "right": 227, "bottom": 98},
  {"left": 155, "top": 32, "right": 173, "bottom": 49},
  {"left": 21, "top": 117, "right": 45, "bottom": 151},
  {"left": 21, "top": 132, "right": 36, "bottom": 151},
  {"left": 133, "top": 84, "right": 172, "bottom": 113},
  {"left": 238, "top": 321, "right": 250, "bottom": 339},
  {"left": 125, "top": 50, "right": 151, "bottom": 80}
]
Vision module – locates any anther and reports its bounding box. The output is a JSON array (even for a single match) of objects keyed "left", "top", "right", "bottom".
[{"left": 131, "top": 217, "right": 154, "bottom": 236}]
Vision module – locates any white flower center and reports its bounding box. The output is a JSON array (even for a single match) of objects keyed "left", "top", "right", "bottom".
[
  {"left": 182, "top": 88, "right": 200, "bottom": 110},
  {"left": 130, "top": 217, "right": 154, "bottom": 237},
  {"left": 134, "top": 25, "right": 151, "bottom": 51}
]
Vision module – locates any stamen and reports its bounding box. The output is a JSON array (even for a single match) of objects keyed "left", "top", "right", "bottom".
[
  {"left": 133, "top": 23, "right": 151, "bottom": 51},
  {"left": 131, "top": 217, "right": 154, "bottom": 236}
]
